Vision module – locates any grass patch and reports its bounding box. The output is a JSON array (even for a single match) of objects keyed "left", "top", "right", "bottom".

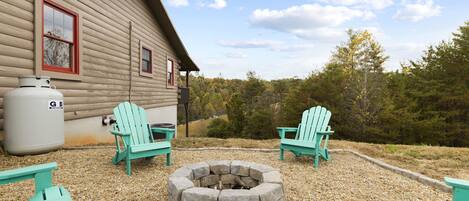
[
  {"left": 176, "top": 115, "right": 227, "bottom": 138},
  {"left": 384, "top": 144, "right": 399, "bottom": 154}
]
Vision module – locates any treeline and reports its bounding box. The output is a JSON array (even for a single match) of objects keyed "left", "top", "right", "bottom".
[{"left": 179, "top": 22, "right": 469, "bottom": 147}]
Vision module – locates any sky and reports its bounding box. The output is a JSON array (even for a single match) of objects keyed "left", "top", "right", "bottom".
[{"left": 163, "top": 0, "right": 468, "bottom": 80}]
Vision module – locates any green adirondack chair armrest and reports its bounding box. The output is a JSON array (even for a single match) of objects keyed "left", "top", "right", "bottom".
[
  {"left": 445, "top": 177, "right": 469, "bottom": 201},
  {"left": 317, "top": 130, "right": 334, "bottom": 135},
  {"left": 0, "top": 162, "right": 72, "bottom": 201},
  {"left": 110, "top": 130, "right": 131, "bottom": 146},
  {"left": 276, "top": 127, "right": 298, "bottom": 139},
  {"left": 110, "top": 130, "right": 131, "bottom": 136},
  {"left": 445, "top": 177, "right": 469, "bottom": 189},
  {"left": 151, "top": 127, "right": 175, "bottom": 141},
  {"left": 0, "top": 162, "right": 57, "bottom": 185}
]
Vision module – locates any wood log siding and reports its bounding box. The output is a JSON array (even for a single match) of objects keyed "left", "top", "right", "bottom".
[{"left": 0, "top": 0, "right": 180, "bottom": 129}]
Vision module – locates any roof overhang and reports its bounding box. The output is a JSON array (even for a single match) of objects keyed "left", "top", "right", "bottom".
[{"left": 145, "top": 0, "right": 199, "bottom": 71}]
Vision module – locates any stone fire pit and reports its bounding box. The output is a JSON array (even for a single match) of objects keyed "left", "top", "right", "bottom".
[{"left": 168, "top": 160, "right": 284, "bottom": 201}]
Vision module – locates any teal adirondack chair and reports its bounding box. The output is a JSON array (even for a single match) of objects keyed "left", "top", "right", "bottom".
[
  {"left": 277, "top": 106, "right": 334, "bottom": 168},
  {"left": 0, "top": 162, "right": 72, "bottom": 201},
  {"left": 445, "top": 177, "right": 469, "bottom": 201},
  {"left": 110, "top": 102, "right": 174, "bottom": 176}
]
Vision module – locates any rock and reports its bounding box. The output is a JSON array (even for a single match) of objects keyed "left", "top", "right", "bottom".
[
  {"left": 241, "top": 176, "right": 258, "bottom": 188},
  {"left": 230, "top": 160, "right": 250, "bottom": 176},
  {"left": 262, "top": 171, "right": 282, "bottom": 184},
  {"left": 220, "top": 174, "right": 239, "bottom": 185},
  {"left": 200, "top": 175, "right": 220, "bottom": 187},
  {"left": 207, "top": 160, "right": 231, "bottom": 175},
  {"left": 234, "top": 176, "right": 247, "bottom": 187},
  {"left": 187, "top": 162, "right": 210, "bottom": 179},
  {"left": 181, "top": 187, "right": 219, "bottom": 201},
  {"left": 168, "top": 177, "right": 194, "bottom": 201},
  {"left": 218, "top": 189, "right": 259, "bottom": 201},
  {"left": 251, "top": 183, "right": 284, "bottom": 201},
  {"left": 170, "top": 167, "right": 194, "bottom": 180},
  {"left": 192, "top": 179, "right": 200, "bottom": 187},
  {"left": 249, "top": 163, "right": 276, "bottom": 181}
]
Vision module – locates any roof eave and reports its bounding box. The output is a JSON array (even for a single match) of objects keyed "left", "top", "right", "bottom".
[{"left": 145, "top": 0, "right": 199, "bottom": 71}]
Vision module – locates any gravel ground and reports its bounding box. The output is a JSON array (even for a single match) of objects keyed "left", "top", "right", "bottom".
[{"left": 0, "top": 148, "right": 450, "bottom": 201}]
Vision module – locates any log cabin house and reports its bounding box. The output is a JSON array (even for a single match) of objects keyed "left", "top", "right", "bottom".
[{"left": 0, "top": 0, "right": 199, "bottom": 146}]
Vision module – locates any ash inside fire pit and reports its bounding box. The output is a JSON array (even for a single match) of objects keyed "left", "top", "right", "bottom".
[{"left": 168, "top": 160, "right": 284, "bottom": 201}]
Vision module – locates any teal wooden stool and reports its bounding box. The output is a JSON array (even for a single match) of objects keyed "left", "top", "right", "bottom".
[
  {"left": 445, "top": 177, "right": 469, "bottom": 201},
  {"left": 0, "top": 162, "right": 72, "bottom": 201}
]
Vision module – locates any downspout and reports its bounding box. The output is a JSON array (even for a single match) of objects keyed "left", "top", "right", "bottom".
[
  {"left": 185, "top": 70, "right": 189, "bottom": 138},
  {"left": 128, "top": 21, "right": 133, "bottom": 102}
]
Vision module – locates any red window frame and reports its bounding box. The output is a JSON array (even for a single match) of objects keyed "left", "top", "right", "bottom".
[
  {"left": 167, "top": 58, "right": 175, "bottom": 86},
  {"left": 141, "top": 47, "right": 152, "bottom": 74},
  {"left": 42, "top": 0, "right": 79, "bottom": 74}
]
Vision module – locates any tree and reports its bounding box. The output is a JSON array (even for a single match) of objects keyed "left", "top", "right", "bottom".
[
  {"left": 242, "top": 71, "right": 266, "bottom": 108},
  {"left": 244, "top": 107, "right": 275, "bottom": 139},
  {"left": 329, "top": 29, "right": 389, "bottom": 142},
  {"left": 179, "top": 23, "right": 469, "bottom": 147},
  {"left": 226, "top": 93, "right": 246, "bottom": 136},
  {"left": 404, "top": 22, "right": 469, "bottom": 146},
  {"left": 207, "top": 118, "right": 231, "bottom": 138}
]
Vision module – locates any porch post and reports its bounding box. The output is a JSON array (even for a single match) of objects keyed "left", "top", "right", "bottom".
[{"left": 185, "top": 70, "right": 189, "bottom": 138}]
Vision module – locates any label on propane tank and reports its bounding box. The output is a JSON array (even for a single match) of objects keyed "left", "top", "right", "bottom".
[{"left": 48, "top": 100, "right": 64, "bottom": 110}]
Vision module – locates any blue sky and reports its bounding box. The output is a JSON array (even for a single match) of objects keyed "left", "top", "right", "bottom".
[{"left": 163, "top": 0, "right": 468, "bottom": 80}]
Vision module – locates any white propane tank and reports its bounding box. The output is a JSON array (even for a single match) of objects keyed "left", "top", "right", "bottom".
[{"left": 4, "top": 75, "right": 64, "bottom": 155}]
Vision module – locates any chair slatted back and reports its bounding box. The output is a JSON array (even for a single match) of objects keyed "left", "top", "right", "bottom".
[
  {"left": 296, "top": 106, "right": 332, "bottom": 142},
  {"left": 113, "top": 102, "right": 152, "bottom": 146}
]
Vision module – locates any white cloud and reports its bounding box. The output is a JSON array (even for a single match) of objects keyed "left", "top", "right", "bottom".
[
  {"left": 321, "top": 0, "right": 394, "bottom": 10},
  {"left": 270, "top": 43, "right": 316, "bottom": 52},
  {"left": 225, "top": 52, "right": 247, "bottom": 59},
  {"left": 380, "top": 42, "right": 427, "bottom": 70},
  {"left": 208, "top": 0, "right": 227, "bottom": 9},
  {"left": 218, "top": 40, "right": 280, "bottom": 48},
  {"left": 167, "top": 0, "right": 189, "bottom": 7},
  {"left": 250, "top": 4, "right": 375, "bottom": 40},
  {"left": 394, "top": 0, "right": 441, "bottom": 22},
  {"left": 218, "top": 39, "right": 315, "bottom": 52},
  {"left": 358, "top": 26, "right": 385, "bottom": 39}
]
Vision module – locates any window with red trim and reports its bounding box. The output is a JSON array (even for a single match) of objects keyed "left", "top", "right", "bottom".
[
  {"left": 43, "top": 0, "right": 79, "bottom": 74},
  {"left": 141, "top": 47, "right": 152, "bottom": 74},
  {"left": 167, "top": 59, "right": 175, "bottom": 86}
]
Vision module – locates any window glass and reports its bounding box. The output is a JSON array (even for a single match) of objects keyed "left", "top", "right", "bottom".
[
  {"left": 63, "top": 14, "right": 73, "bottom": 41},
  {"left": 142, "top": 61, "right": 149, "bottom": 72},
  {"left": 44, "top": 5, "right": 53, "bottom": 34},
  {"left": 141, "top": 48, "right": 152, "bottom": 73},
  {"left": 53, "top": 9, "right": 64, "bottom": 38},
  {"left": 44, "top": 37, "right": 71, "bottom": 68},
  {"left": 167, "top": 59, "right": 173, "bottom": 84},
  {"left": 143, "top": 48, "right": 150, "bottom": 61},
  {"left": 43, "top": 2, "right": 77, "bottom": 72}
]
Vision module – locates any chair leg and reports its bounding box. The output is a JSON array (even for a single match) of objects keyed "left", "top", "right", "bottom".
[
  {"left": 279, "top": 148, "right": 284, "bottom": 160},
  {"left": 126, "top": 158, "right": 132, "bottom": 176},
  {"left": 166, "top": 153, "right": 171, "bottom": 166},
  {"left": 323, "top": 149, "right": 330, "bottom": 161},
  {"left": 112, "top": 152, "right": 120, "bottom": 165},
  {"left": 313, "top": 155, "right": 319, "bottom": 169},
  {"left": 291, "top": 150, "right": 301, "bottom": 157}
]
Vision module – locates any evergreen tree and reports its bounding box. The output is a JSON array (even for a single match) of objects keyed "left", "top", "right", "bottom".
[{"left": 226, "top": 93, "right": 246, "bottom": 136}]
